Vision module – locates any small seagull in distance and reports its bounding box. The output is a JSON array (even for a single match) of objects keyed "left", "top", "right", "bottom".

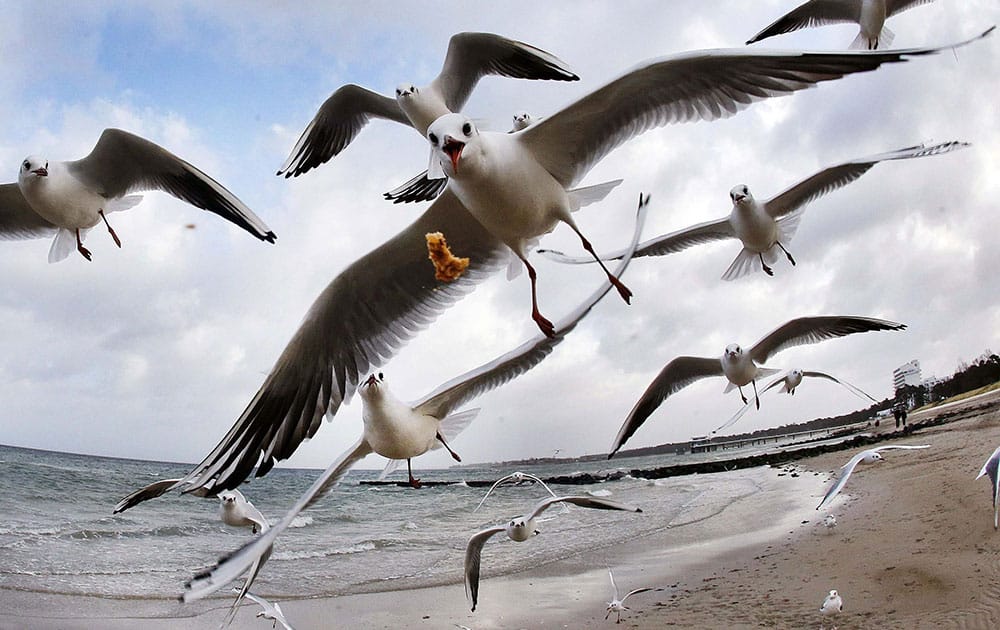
[
  {"left": 821, "top": 588, "right": 843, "bottom": 620},
  {"left": 474, "top": 471, "right": 561, "bottom": 512},
  {"left": 746, "top": 0, "right": 938, "bottom": 49},
  {"left": 465, "top": 496, "right": 643, "bottom": 611},
  {"left": 231, "top": 588, "right": 295, "bottom": 630},
  {"left": 4, "top": 128, "right": 275, "bottom": 262},
  {"left": 817, "top": 444, "right": 930, "bottom": 509},
  {"left": 605, "top": 567, "right": 660, "bottom": 624},
  {"left": 610, "top": 316, "right": 907, "bottom": 457}
]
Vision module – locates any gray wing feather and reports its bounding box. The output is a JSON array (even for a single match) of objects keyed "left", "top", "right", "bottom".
[
  {"left": 529, "top": 495, "right": 642, "bottom": 520},
  {"left": 765, "top": 141, "right": 969, "bottom": 218},
  {"left": 413, "top": 194, "right": 649, "bottom": 420},
  {"left": 749, "top": 316, "right": 906, "bottom": 365},
  {"left": 67, "top": 129, "right": 275, "bottom": 242},
  {"left": 173, "top": 191, "right": 504, "bottom": 496},
  {"left": 0, "top": 183, "right": 57, "bottom": 239},
  {"left": 538, "top": 216, "right": 733, "bottom": 264},
  {"left": 886, "top": 0, "right": 936, "bottom": 18},
  {"left": 434, "top": 32, "right": 578, "bottom": 112},
  {"left": 610, "top": 356, "right": 723, "bottom": 456},
  {"left": 383, "top": 170, "right": 448, "bottom": 204},
  {"left": 746, "top": 0, "right": 863, "bottom": 44},
  {"left": 518, "top": 36, "right": 991, "bottom": 190},
  {"left": 465, "top": 526, "right": 505, "bottom": 611},
  {"left": 277, "top": 84, "right": 408, "bottom": 177}
]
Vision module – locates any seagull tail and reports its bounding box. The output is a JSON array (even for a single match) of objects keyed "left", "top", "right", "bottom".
[
  {"left": 567, "top": 179, "right": 624, "bottom": 212},
  {"left": 106, "top": 194, "right": 144, "bottom": 214},
  {"left": 47, "top": 229, "right": 78, "bottom": 263}
]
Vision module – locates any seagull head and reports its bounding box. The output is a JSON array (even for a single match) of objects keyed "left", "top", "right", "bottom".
[
  {"left": 506, "top": 517, "right": 533, "bottom": 541},
  {"left": 729, "top": 184, "right": 751, "bottom": 205},
  {"left": 19, "top": 156, "right": 48, "bottom": 181},
  {"left": 395, "top": 83, "right": 418, "bottom": 99},
  {"left": 863, "top": 451, "right": 885, "bottom": 464},
  {"left": 511, "top": 111, "right": 533, "bottom": 131},
  {"left": 219, "top": 490, "right": 238, "bottom": 506},
  {"left": 427, "top": 113, "right": 477, "bottom": 177},
  {"left": 724, "top": 344, "right": 743, "bottom": 360}
]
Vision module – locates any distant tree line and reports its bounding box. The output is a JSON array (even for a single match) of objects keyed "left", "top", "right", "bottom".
[{"left": 929, "top": 350, "right": 1000, "bottom": 400}]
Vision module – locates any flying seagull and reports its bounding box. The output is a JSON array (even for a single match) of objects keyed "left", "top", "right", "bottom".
[
  {"left": 180, "top": 195, "right": 649, "bottom": 604},
  {"left": 609, "top": 316, "right": 907, "bottom": 457},
  {"left": 473, "top": 471, "right": 561, "bottom": 513},
  {"left": 746, "top": 0, "right": 938, "bottom": 50},
  {"left": 424, "top": 30, "right": 992, "bottom": 335},
  {"left": 605, "top": 567, "right": 659, "bottom": 624},
  {"left": 537, "top": 141, "right": 968, "bottom": 279},
  {"left": 975, "top": 445, "right": 1000, "bottom": 529},
  {"left": 276, "top": 32, "right": 577, "bottom": 178},
  {"left": 3, "top": 128, "right": 275, "bottom": 262},
  {"left": 816, "top": 444, "right": 930, "bottom": 509},
  {"left": 712, "top": 368, "right": 878, "bottom": 435},
  {"left": 465, "top": 496, "right": 643, "bottom": 612}
]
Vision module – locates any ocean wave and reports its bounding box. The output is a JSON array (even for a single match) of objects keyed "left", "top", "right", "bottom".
[
  {"left": 65, "top": 524, "right": 199, "bottom": 540},
  {"left": 586, "top": 489, "right": 613, "bottom": 497},
  {"left": 271, "top": 540, "right": 382, "bottom": 561},
  {"left": 288, "top": 515, "right": 313, "bottom": 529}
]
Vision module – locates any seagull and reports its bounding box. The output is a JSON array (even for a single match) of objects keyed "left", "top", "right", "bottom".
[
  {"left": 537, "top": 141, "right": 969, "bottom": 279},
  {"left": 424, "top": 30, "right": 992, "bottom": 335},
  {"left": 712, "top": 368, "right": 878, "bottom": 435},
  {"left": 383, "top": 111, "right": 541, "bottom": 205},
  {"left": 276, "top": 32, "right": 577, "bottom": 178},
  {"left": 237, "top": 590, "right": 295, "bottom": 630},
  {"left": 821, "top": 589, "right": 843, "bottom": 615},
  {"left": 746, "top": 0, "right": 938, "bottom": 50},
  {"left": 605, "top": 567, "right": 659, "bottom": 624},
  {"left": 975, "top": 445, "right": 1000, "bottom": 529},
  {"left": 181, "top": 196, "right": 649, "bottom": 603},
  {"left": 4, "top": 128, "right": 275, "bottom": 262},
  {"left": 473, "top": 471, "right": 561, "bottom": 512},
  {"left": 218, "top": 489, "right": 269, "bottom": 534},
  {"left": 609, "top": 316, "right": 907, "bottom": 457},
  {"left": 816, "top": 444, "right": 930, "bottom": 509},
  {"left": 465, "top": 496, "right": 643, "bottom": 612}
]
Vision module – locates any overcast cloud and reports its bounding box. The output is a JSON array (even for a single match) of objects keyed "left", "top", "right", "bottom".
[{"left": 1, "top": 1, "right": 997, "bottom": 471}]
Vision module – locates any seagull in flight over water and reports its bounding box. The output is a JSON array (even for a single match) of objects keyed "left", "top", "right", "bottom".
[
  {"left": 712, "top": 367, "right": 879, "bottom": 435},
  {"left": 537, "top": 141, "right": 968, "bottom": 279},
  {"left": 180, "top": 195, "right": 649, "bottom": 604},
  {"left": 746, "top": 0, "right": 938, "bottom": 50},
  {"left": 2, "top": 128, "right": 275, "bottom": 262},
  {"left": 609, "top": 316, "right": 907, "bottom": 457},
  {"left": 276, "top": 32, "right": 578, "bottom": 178},
  {"left": 423, "top": 30, "right": 991, "bottom": 335},
  {"left": 465, "top": 496, "right": 643, "bottom": 612}
]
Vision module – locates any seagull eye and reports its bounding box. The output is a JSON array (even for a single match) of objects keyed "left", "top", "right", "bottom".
[
  {"left": 378, "top": 372, "right": 383, "bottom": 381},
  {"left": 428, "top": 133, "right": 438, "bottom": 146},
  {"left": 742, "top": 186, "right": 748, "bottom": 194},
  {"left": 22, "top": 160, "right": 29, "bottom": 170},
  {"left": 462, "top": 122, "right": 472, "bottom": 136}
]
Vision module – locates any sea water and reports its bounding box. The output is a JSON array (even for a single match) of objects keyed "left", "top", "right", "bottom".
[{"left": 0, "top": 442, "right": 802, "bottom": 602}]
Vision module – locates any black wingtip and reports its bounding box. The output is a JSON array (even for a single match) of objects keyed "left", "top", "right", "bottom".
[
  {"left": 263, "top": 231, "right": 277, "bottom": 244},
  {"left": 636, "top": 507, "right": 643, "bottom": 513}
]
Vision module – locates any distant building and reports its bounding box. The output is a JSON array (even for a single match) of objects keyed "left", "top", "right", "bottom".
[{"left": 893, "top": 359, "right": 922, "bottom": 391}]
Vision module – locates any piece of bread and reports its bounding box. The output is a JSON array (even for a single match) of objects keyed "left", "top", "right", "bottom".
[{"left": 426, "top": 232, "right": 470, "bottom": 282}]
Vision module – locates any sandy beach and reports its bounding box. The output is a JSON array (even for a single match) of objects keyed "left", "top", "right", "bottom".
[{"left": 4, "top": 388, "right": 999, "bottom": 630}]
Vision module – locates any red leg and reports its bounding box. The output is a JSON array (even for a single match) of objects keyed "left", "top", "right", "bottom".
[
  {"left": 436, "top": 432, "right": 462, "bottom": 462},
  {"left": 99, "top": 210, "right": 121, "bottom": 248},
  {"left": 407, "top": 459, "right": 421, "bottom": 489},
  {"left": 75, "top": 229, "right": 93, "bottom": 261},
  {"left": 566, "top": 223, "right": 632, "bottom": 303},
  {"left": 523, "top": 258, "right": 555, "bottom": 338}
]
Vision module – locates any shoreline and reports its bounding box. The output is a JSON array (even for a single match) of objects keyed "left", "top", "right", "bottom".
[{"left": 3, "top": 388, "right": 998, "bottom": 629}]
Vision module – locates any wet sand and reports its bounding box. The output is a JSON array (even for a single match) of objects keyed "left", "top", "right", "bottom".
[{"left": 4, "top": 388, "right": 998, "bottom": 629}]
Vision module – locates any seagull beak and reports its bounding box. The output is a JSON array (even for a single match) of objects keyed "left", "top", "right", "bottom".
[
  {"left": 364, "top": 374, "right": 378, "bottom": 387},
  {"left": 32, "top": 167, "right": 48, "bottom": 177},
  {"left": 442, "top": 136, "right": 464, "bottom": 174}
]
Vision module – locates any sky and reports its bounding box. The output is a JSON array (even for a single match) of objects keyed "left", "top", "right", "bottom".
[{"left": 1, "top": 1, "right": 997, "bottom": 472}]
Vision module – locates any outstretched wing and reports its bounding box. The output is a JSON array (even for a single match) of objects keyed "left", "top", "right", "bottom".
[
  {"left": 0, "top": 184, "right": 57, "bottom": 240},
  {"left": 433, "top": 32, "right": 578, "bottom": 112},
  {"left": 746, "top": 0, "right": 862, "bottom": 45},
  {"left": 277, "top": 84, "right": 409, "bottom": 178},
  {"left": 464, "top": 526, "right": 505, "bottom": 611},
  {"left": 538, "top": 216, "right": 734, "bottom": 264},
  {"left": 610, "top": 356, "right": 722, "bottom": 457},
  {"left": 765, "top": 141, "right": 969, "bottom": 218},
  {"left": 528, "top": 495, "right": 643, "bottom": 520},
  {"left": 67, "top": 128, "right": 275, "bottom": 242},
  {"left": 801, "top": 370, "right": 877, "bottom": 402},
  {"left": 519, "top": 33, "right": 991, "bottom": 190},
  {"left": 748, "top": 316, "right": 906, "bottom": 365},
  {"left": 382, "top": 170, "right": 448, "bottom": 204},
  {"left": 153, "top": 192, "right": 504, "bottom": 501},
  {"left": 412, "top": 194, "right": 649, "bottom": 421},
  {"left": 886, "top": 0, "right": 936, "bottom": 19}
]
